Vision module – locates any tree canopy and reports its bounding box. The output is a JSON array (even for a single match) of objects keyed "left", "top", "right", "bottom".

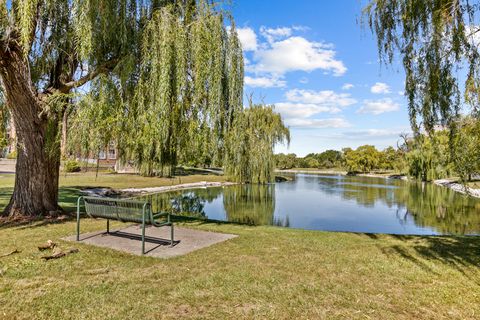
[
  {"left": 224, "top": 104, "right": 290, "bottom": 183},
  {"left": 0, "top": 0, "right": 289, "bottom": 217},
  {"left": 67, "top": 2, "right": 250, "bottom": 177},
  {"left": 364, "top": 0, "right": 480, "bottom": 133}
]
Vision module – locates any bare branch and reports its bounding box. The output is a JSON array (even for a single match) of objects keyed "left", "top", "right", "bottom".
[{"left": 56, "top": 58, "right": 119, "bottom": 93}]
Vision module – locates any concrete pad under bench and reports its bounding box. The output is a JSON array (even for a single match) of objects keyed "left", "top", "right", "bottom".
[{"left": 63, "top": 225, "right": 237, "bottom": 258}]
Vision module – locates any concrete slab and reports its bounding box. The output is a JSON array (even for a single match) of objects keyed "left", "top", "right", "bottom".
[{"left": 63, "top": 225, "right": 237, "bottom": 258}]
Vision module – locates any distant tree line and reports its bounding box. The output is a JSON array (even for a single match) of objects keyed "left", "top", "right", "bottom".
[
  {"left": 275, "top": 147, "right": 403, "bottom": 174},
  {"left": 276, "top": 117, "right": 480, "bottom": 182}
]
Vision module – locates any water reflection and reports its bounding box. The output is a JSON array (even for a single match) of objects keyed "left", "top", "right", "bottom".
[
  {"left": 136, "top": 174, "right": 480, "bottom": 235},
  {"left": 139, "top": 187, "right": 223, "bottom": 218},
  {"left": 223, "top": 185, "right": 289, "bottom": 227},
  {"left": 315, "top": 175, "right": 480, "bottom": 234}
]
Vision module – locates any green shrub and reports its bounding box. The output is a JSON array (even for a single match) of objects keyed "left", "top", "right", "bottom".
[
  {"left": 64, "top": 160, "right": 81, "bottom": 173},
  {"left": 6, "top": 151, "right": 17, "bottom": 159}
]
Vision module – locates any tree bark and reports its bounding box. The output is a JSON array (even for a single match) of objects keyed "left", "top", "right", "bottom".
[
  {"left": 0, "top": 46, "right": 62, "bottom": 217},
  {"left": 60, "top": 109, "right": 68, "bottom": 157}
]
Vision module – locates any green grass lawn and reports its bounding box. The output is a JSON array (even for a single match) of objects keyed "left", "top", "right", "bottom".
[
  {"left": 0, "top": 171, "right": 225, "bottom": 212},
  {"left": 1, "top": 219, "right": 479, "bottom": 319},
  {"left": 1, "top": 172, "right": 480, "bottom": 319}
]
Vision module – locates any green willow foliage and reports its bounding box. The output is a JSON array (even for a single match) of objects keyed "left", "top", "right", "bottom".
[
  {"left": 66, "top": 2, "right": 287, "bottom": 182},
  {"left": 224, "top": 104, "right": 290, "bottom": 183},
  {"left": 68, "top": 76, "right": 125, "bottom": 163},
  {"left": 364, "top": 0, "right": 480, "bottom": 133},
  {"left": 451, "top": 116, "right": 480, "bottom": 181},
  {"left": 405, "top": 131, "right": 453, "bottom": 181}
]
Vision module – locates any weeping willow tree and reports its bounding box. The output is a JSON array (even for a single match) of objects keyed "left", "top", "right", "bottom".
[
  {"left": 0, "top": 0, "right": 146, "bottom": 216},
  {"left": 68, "top": 2, "right": 246, "bottom": 177},
  {"left": 406, "top": 130, "right": 453, "bottom": 181},
  {"left": 0, "top": 99, "right": 7, "bottom": 152},
  {"left": 69, "top": 4, "right": 287, "bottom": 182},
  {"left": 1, "top": 0, "right": 287, "bottom": 217},
  {"left": 224, "top": 104, "right": 290, "bottom": 183},
  {"left": 364, "top": 0, "right": 480, "bottom": 134}
]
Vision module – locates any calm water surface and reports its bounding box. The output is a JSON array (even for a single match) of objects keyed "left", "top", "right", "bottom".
[{"left": 139, "top": 174, "right": 480, "bottom": 235}]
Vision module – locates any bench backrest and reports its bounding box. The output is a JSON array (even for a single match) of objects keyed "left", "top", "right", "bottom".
[{"left": 82, "top": 197, "right": 152, "bottom": 224}]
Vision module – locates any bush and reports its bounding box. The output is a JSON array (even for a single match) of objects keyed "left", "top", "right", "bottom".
[
  {"left": 64, "top": 160, "right": 81, "bottom": 173},
  {"left": 6, "top": 151, "right": 17, "bottom": 159}
]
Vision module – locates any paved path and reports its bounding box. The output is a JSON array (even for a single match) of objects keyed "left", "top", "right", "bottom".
[
  {"left": 0, "top": 159, "right": 15, "bottom": 173},
  {"left": 63, "top": 225, "right": 237, "bottom": 258}
]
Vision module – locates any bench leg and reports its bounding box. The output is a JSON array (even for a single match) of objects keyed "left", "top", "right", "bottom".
[
  {"left": 76, "top": 216, "right": 80, "bottom": 242},
  {"left": 107, "top": 219, "right": 110, "bottom": 234},
  {"left": 170, "top": 223, "right": 174, "bottom": 247},
  {"left": 141, "top": 220, "right": 145, "bottom": 255},
  {"left": 76, "top": 197, "right": 82, "bottom": 241}
]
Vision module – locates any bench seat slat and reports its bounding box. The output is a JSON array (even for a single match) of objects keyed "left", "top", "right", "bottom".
[{"left": 84, "top": 197, "right": 150, "bottom": 223}]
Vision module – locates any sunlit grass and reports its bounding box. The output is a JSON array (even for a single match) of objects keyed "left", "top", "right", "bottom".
[{"left": 1, "top": 219, "right": 479, "bottom": 319}]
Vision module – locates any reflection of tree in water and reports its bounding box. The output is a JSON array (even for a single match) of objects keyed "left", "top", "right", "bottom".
[
  {"left": 337, "top": 178, "right": 400, "bottom": 209},
  {"left": 332, "top": 176, "right": 480, "bottom": 234},
  {"left": 138, "top": 187, "right": 224, "bottom": 218},
  {"left": 223, "top": 184, "right": 285, "bottom": 226},
  {"left": 316, "top": 175, "right": 401, "bottom": 208},
  {"left": 394, "top": 182, "right": 480, "bottom": 234}
]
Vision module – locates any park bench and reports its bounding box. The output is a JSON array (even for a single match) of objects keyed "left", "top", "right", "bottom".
[{"left": 76, "top": 196, "right": 174, "bottom": 255}]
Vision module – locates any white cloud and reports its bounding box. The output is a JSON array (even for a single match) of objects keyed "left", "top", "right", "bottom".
[
  {"left": 285, "top": 89, "right": 357, "bottom": 108},
  {"left": 236, "top": 27, "right": 258, "bottom": 51},
  {"left": 292, "top": 25, "right": 309, "bottom": 32},
  {"left": 260, "top": 26, "right": 292, "bottom": 43},
  {"left": 275, "top": 102, "right": 335, "bottom": 119},
  {"left": 370, "top": 82, "right": 391, "bottom": 94},
  {"left": 286, "top": 118, "right": 351, "bottom": 129},
  {"left": 272, "top": 89, "right": 356, "bottom": 129},
  {"left": 244, "top": 75, "right": 286, "bottom": 88},
  {"left": 357, "top": 98, "right": 400, "bottom": 115},
  {"left": 342, "top": 83, "right": 354, "bottom": 90},
  {"left": 252, "top": 36, "right": 346, "bottom": 76}
]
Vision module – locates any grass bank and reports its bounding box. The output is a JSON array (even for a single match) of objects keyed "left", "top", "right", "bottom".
[
  {"left": 0, "top": 171, "right": 225, "bottom": 212},
  {"left": 1, "top": 219, "right": 479, "bottom": 319}
]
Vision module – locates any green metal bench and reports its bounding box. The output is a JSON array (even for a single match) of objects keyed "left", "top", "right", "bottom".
[{"left": 76, "top": 196, "right": 174, "bottom": 255}]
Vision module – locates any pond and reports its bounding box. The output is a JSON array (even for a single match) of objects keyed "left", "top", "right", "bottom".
[{"left": 138, "top": 174, "right": 480, "bottom": 235}]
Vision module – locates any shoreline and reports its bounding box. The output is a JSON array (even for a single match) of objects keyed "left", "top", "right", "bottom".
[
  {"left": 433, "top": 179, "right": 480, "bottom": 198},
  {"left": 276, "top": 169, "right": 407, "bottom": 180},
  {"left": 277, "top": 169, "right": 480, "bottom": 198},
  {"left": 81, "top": 181, "right": 238, "bottom": 197}
]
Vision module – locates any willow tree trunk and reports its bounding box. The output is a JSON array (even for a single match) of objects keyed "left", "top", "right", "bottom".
[
  {"left": 0, "top": 47, "right": 61, "bottom": 217},
  {"left": 60, "top": 110, "right": 68, "bottom": 157}
]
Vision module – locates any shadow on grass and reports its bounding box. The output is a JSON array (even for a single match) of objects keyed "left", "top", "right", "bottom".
[{"left": 362, "top": 233, "right": 480, "bottom": 277}]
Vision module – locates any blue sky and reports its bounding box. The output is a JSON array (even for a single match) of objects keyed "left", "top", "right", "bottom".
[{"left": 229, "top": 0, "right": 411, "bottom": 156}]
